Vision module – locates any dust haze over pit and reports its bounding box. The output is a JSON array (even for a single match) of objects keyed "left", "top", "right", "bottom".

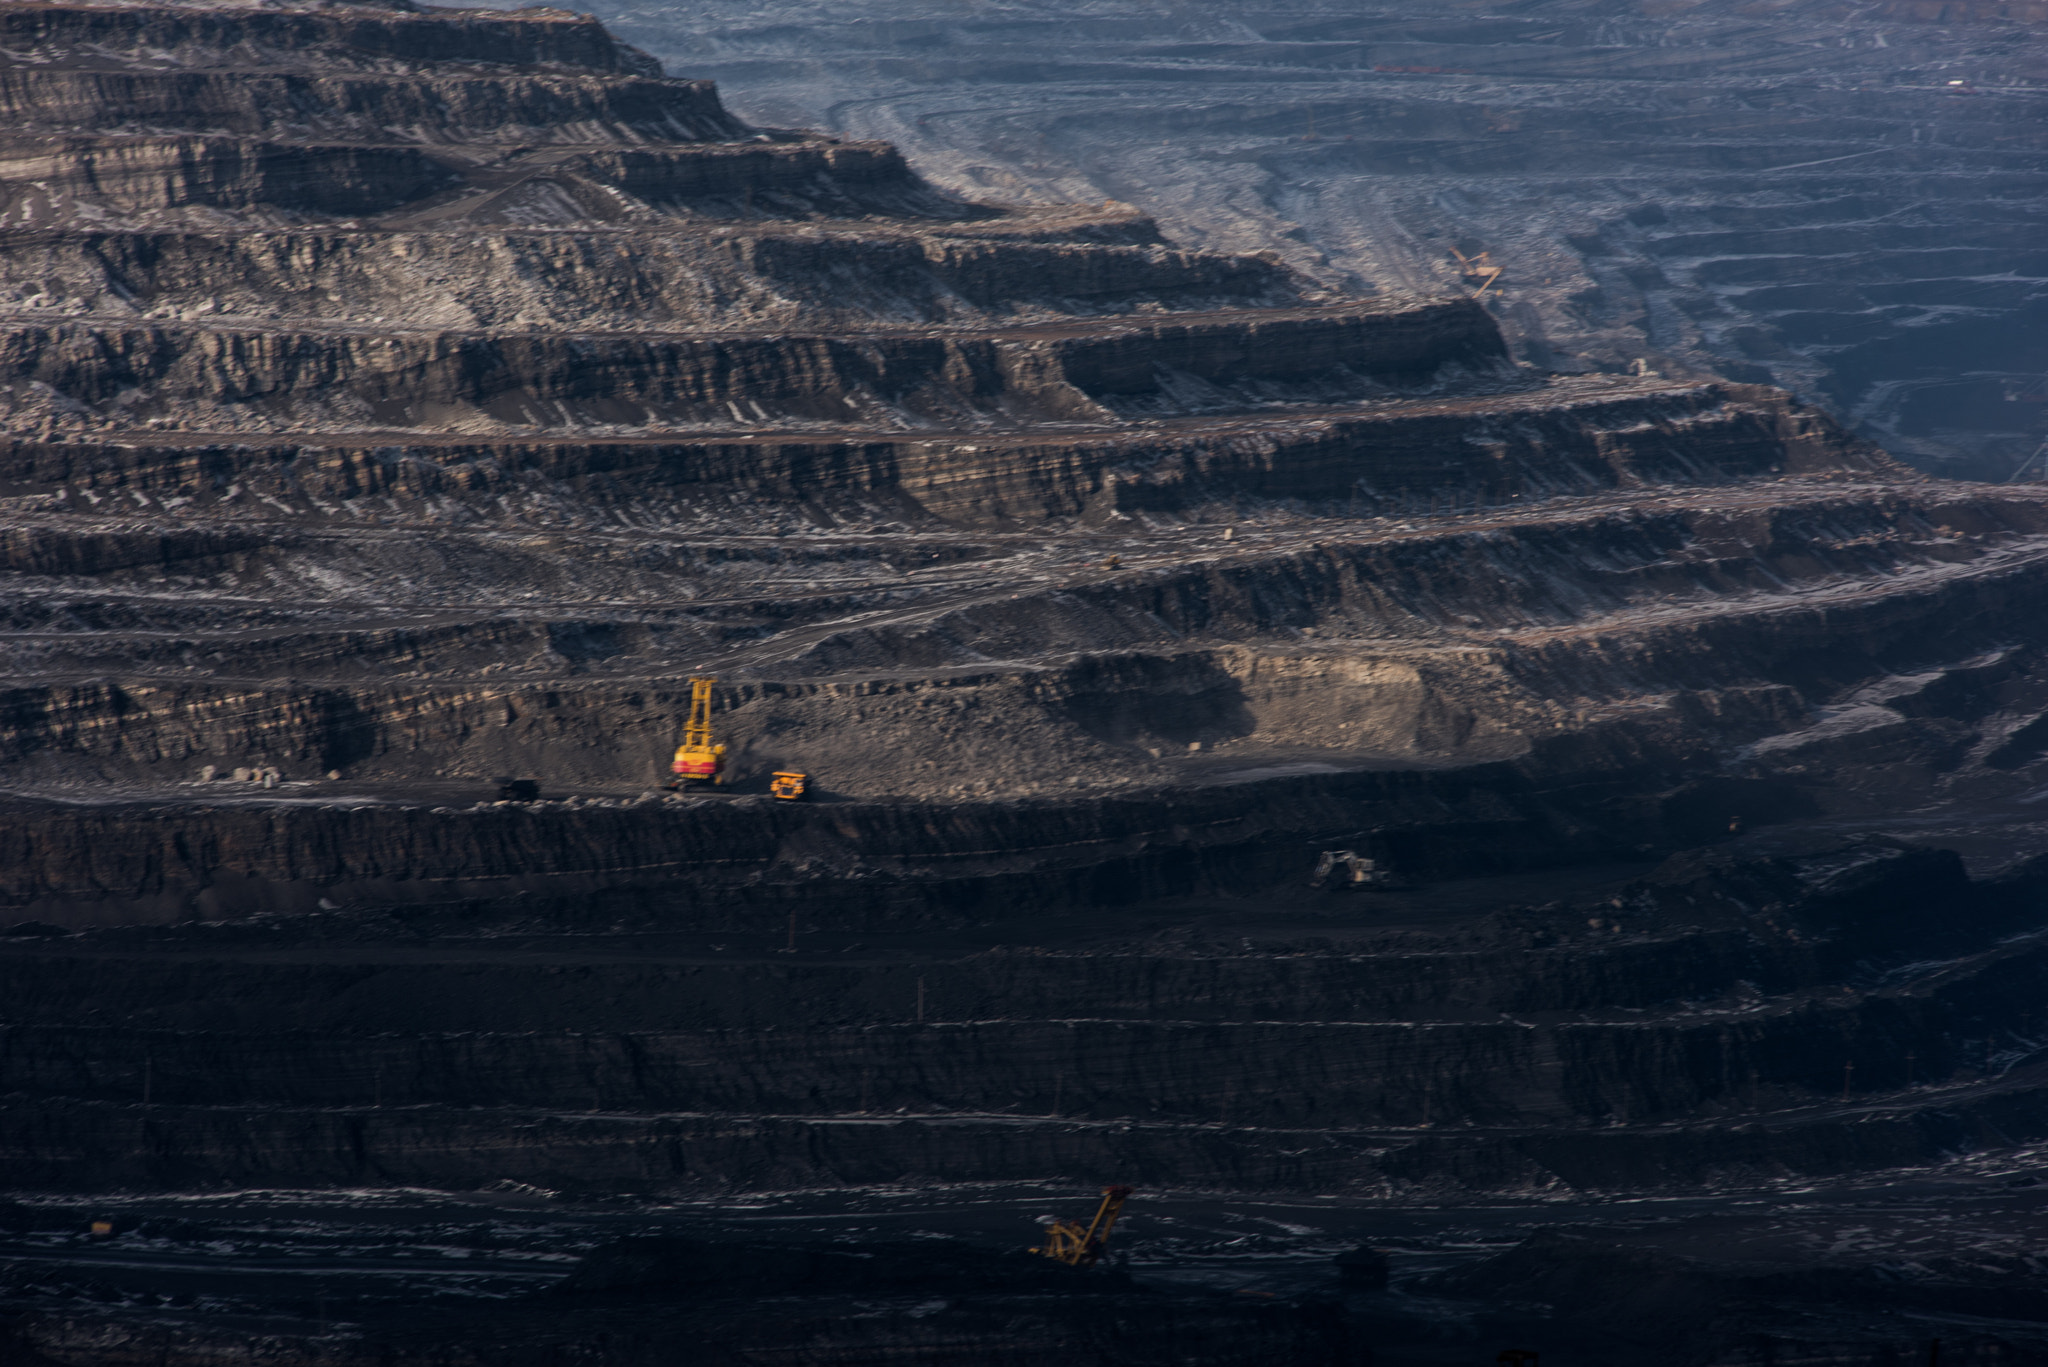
[{"left": 588, "top": 0, "right": 2048, "bottom": 481}]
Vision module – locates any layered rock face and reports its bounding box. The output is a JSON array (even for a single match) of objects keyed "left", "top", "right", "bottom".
[
  {"left": 7, "top": 837, "right": 2048, "bottom": 1195},
  {"left": 5, "top": 0, "right": 2048, "bottom": 1285},
  {"left": 610, "top": 0, "right": 2048, "bottom": 479},
  {"left": 13, "top": 0, "right": 2039, "bottom": 831}
]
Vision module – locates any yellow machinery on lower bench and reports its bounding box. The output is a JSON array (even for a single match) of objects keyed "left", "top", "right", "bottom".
[
  {"left": 1031, "top": 1185, "right": 1133, "bottom": 1268},
  {"left": 664, "top": 676, "right": 727, "bottom": 789}
]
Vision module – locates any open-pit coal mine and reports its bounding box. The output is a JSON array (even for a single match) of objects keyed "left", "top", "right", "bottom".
[
  {"left": 0, "top": 2, "right": 2046, "bottom": 1365},
  {"left": 602, "top": 0, "right": 2048, "bottom": 480}
]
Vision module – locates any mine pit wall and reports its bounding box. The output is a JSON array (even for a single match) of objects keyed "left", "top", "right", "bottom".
[
  {"left": 0, "top": 746, "right": 1743, "bottom": 931},
  {"left": 5, "top": 915, "right": 2039, "bottom": 1128},
  {"left": 0, "top": 1300, "right": 1369, "bottom": 1367},
  {"left": 0, "top": 304, "right": 1501, "bottom": 433},
  {"left": 0, "top": 623, "right": 1867, "bottom": 791},
  {"left": 0, "top": 961, "right": 2030, "bottom": 1128},
  {"left": 2, "top": 497, "right": 2046, "bottom": 791},
  {"left": 0, "top": 690, "right": 2017, "bottom": 934},
  {"left": 1031, "top": 298, "right": 1502, "bottom": 396},
  {"left": 7, "top": 1068, "right": 2048, "bottom": 1194},
  {"left": 0, "top": 385, "right": 1878, "bottom": 520},
  {"left": 0, "top": 1008, "right": 1982, "bottom": 1125},
  {"left": 2, "top": 847, "right": 2043, "bottom": 1195},
  {"left": 0, "top": 322, "right": 1027, "bottom": 430},
  {"left": 0, "top": 5, "right": 665, "bottom": 76},
  {"left": 571, "top": 142, "right": 928, "bottom": 207},
  {"left": 0, "top": 228, "right": 1294, "bottom": 336},
  {"left": 755, "top": 504, "right": 2048, "bottom": 676},
  {"left": 0, "top": 138, "right": 457, "bottom": 218},
  {"left": 17, "top": 857, "right": 2037, "bottom": 1032},
  {"left": 0, "top": 70, "right": 745, "bottom": 144},
  {"left": 1039, "top": 386, "right": 1865, "bottom": 523},
  {"left": 0, "top": 525, "right": 263, "bottom": 577},
  {"left": 0, "top": 926, "right": 1848, "bottom": 1033},
  {"left": 1500, "top": 529, "right": 2048, "bottom": 713}
]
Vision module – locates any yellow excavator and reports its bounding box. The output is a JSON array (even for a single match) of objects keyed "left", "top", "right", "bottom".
[
  {"left": 1030, "top": 1185, "right": 1133, "bottom": 1268},
  {"left": 663, "top": 676, "right": 727, "bottom": 788},
  {"left": 1448, "top": 246, "right": 1504, "bottom": 299}
]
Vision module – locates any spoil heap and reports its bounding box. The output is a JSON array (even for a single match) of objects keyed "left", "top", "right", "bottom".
[{"left": 3, "top": 0, "right": 2048, "bottom": 1219}]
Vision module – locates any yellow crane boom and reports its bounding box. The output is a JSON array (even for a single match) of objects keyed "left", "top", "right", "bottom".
[
  {"left": 683, "top": 675, "right": 714, "bottom": 751},
  {"left": 1030, "top": 1185, "right": 1133, "bottom": 1268},
  {"left": 1448, "top": 246, "right": 1505, "bottom": 299},
  {"left": 665, "top": 676, "right": 727, "bottom": 787}
]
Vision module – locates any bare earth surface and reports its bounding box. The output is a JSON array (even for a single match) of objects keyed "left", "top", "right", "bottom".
[{"left": 1, "top": 2, "right": 2047, "bottom": 1365}]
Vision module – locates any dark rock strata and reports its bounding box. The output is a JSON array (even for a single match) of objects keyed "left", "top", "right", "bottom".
[{"left": 1, "top": 8, "right": 2048, "bottom": 1366}]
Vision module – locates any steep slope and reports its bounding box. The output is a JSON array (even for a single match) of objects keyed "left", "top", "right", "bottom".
[
  {"left": 3, "top": 0, "right": 2048, "bottom": 1237},
  {"left": 9, "top": 8, "right": 2048, "bottom": 1366},
  {"left": 596, "top": 0, "right": 2048, "bottom": 479}
]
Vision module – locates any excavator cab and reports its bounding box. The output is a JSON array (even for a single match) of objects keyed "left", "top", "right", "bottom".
[
  {"left": 664, "top": 676, "right": 727, "bottom": 788},
  {"left": 1031, "top": 1185, "right": 1133, "bottom": 1268},
  {"left": 1312, "top": 849, "right": 1386, "bottom": 890}
]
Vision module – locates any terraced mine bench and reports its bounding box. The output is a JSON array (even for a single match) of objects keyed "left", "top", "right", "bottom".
[{"left": 3, "top": 3, "right": 2048, "bottom": 1365}]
